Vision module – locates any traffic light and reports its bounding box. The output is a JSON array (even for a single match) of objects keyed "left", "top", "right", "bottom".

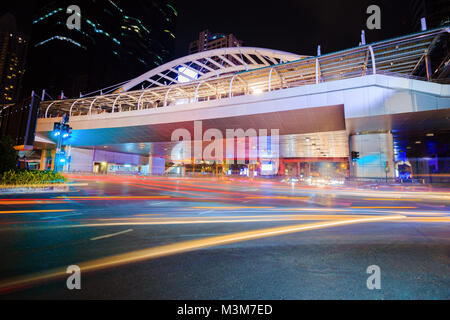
[
  {"left": 53, "top": 122, "right": 61, "bottom": 137},
  {"left": 62, "top": 124, "right": 72, "bottom": 139},
  {"left": 351, "top": 151, "right": 360, "bottom": 161}
]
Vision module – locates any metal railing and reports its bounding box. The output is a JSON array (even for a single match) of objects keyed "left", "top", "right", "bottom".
[{"left": 38, "top": 27, "right": 450, "bottom": 119}]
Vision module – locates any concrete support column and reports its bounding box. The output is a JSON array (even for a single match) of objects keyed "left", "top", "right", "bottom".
[
  {"left": 40, "top": 150, "right": 47, "bottom": 171},
  {"left": 50, "top": 149, "right": 56, "bottom": 171},
  {"left": 349, "top": 132, "right": 395, "bottom": 179},
  {"left": 148, "top": 156, "right": 153, "bottom": 175},
  {"left": 148, "top": 156, "right": 165, "bottom": 175}
]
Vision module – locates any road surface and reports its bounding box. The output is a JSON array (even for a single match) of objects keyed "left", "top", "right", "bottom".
[{"left": 0, "top": 175, "right": 449, "bottom": 299}]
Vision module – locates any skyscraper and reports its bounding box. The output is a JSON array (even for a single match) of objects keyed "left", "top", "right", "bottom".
[
  {"left": 189, "top": 29, "right": 243, "bottom": 54},
  {"left": 410, "top": 0, "right": 450, "bottom": 31},
  {"left": 409, "top": 0, "right": 450, "bottom": 80},
  {"left": 0, "top": 13, "right": 28, "bottom": 105},
  {"left": 26, "top": 0, "right": 177, "bottom": 98}
]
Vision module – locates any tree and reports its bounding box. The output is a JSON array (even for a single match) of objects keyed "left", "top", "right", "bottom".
[{"left": 0, "top": 136, "right": 18, "bottom": 173}]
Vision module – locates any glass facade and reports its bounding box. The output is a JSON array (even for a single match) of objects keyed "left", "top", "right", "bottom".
[
  {"left": 0, "top": 13, "right": 28, "bottom": 105},
  {"left": 27, "top": 0, "right": 177, "bottom": 98}
]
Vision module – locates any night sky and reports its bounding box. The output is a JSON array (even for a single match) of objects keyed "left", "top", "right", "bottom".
[
  {"left": 1, "top": 0, "right": 416, "bottom": 58},
  {"left": 172, "top": 0, "right": 415, "bottom": 57}
]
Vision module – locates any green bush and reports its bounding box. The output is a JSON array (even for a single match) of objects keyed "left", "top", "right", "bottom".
[
  {"left": 0, "top": 136, "right": 18, "bottom": 173},
  {"left": 0, "top": 170, "right": 67, "bottom": 186}
]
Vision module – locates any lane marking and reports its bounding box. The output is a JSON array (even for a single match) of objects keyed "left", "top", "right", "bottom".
[
  {"left": 198, "top": 210, "right": 213, "bottom": 215},
  {"left": 149, "top": 202, "right": 164, "bottom": 206},
  {"left": 90, "top": 229, "right": 134, "bottom": 241},
  {"left": 40, "top": 213, "right": 82, "bottom": 220},
  {"left": 0, "top": 215, "right": 405, "bottom": 294}
]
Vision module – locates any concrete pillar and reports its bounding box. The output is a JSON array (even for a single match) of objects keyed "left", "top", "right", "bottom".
[
  {"left": 50, "top": 149, "right": 56, "bottom": 171},
  {"left": 40, "top": 150, "right": 47, "bottom": 171},
  {"left": 349, "top": 132, "right": 395, "bottom": 179},
  {"left": 148, "top": 156, "right": 153, "bottom": 175}
]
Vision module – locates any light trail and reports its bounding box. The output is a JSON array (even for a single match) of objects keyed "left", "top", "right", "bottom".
[
  {"left": 245, "top": 196, "right": 311, "bottom": 200},
  {"left": 0, "top": 209, "right": 73, "bottom": 215},
  {"left": 276, "top": 208, "right": 350, "bottom": 212},
  {"left": 382, "top": 210, "right": 450, "bottom": 216},
  {"left": 133, "top": 214, "right": 166, "bottom": 217},
  {"left": 0, "top": 201, "right": 66, "bottom": 205},
  {"left": 56, "top": 196, "right": 171, "bottom": 200},
  {"left": 363, "top": 198, "right": 423, "bottom": 201},
  {"left": 350, "top": 206, "right": 417, "bottom": 209},
  {"left": 0, "top": 215, "right": 405, "bottom": 294},
  {"left": 192, "top": 206, "right": 275, "bottom": 210},
  {"left": 400, "top": 217, "right": 450, "bottom": 223}
]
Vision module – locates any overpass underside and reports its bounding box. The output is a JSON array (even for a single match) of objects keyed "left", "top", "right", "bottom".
[{"left": 36, "top": 104, "right": 351, "bottom": 177}]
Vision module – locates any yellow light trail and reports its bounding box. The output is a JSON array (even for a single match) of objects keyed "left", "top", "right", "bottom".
[
  {"left": 245, "top": 196, "right": 311, "bottom": 200},
  {"left": 78, "top": 215, "right": 384, "bottom": 226},
  {"left": 278, "top": 208, "right": 349, "bottom": 212},
  {"left": 134, "top": 214, "right": 167, "bottom": 217},
  {"left": 0, "top": 215, "right": 405, "bottom": 294},
  {"left": 350, "top": 206, "right": 417, "bottom": 209},
  {"left": 401, "top": 217, "right": 450, "bottom": 223},
  {"left": 192, "top": 206, "right": 275, "bottom": 210},
  {"left": 0, "top": 209, "right": 73, "bottom": 215},
  {"left": 363, "top": 198, "right": 422, "bottom": 201},
  {"left": 0, "top": 201, "right": 66, "bottom": 205},
  {"left": 56, "top": 196, "right": 171, "bottom": 200},
  {"left": 382, "top": 210, "right": 449, "bottom": 216}
]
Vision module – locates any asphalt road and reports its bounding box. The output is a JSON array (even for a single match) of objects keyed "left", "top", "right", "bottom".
[{"left": 0, "top": 175, "right": 449, "bottom": 299}]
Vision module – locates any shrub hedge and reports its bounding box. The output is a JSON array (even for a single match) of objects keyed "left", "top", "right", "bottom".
[{"left": 0, "top": 170, "right": 67, "bottom": 186}]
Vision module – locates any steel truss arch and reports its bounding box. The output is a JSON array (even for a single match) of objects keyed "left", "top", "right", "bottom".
[{"left": 115, "top": 47, "right": 304, "bottom": 92}]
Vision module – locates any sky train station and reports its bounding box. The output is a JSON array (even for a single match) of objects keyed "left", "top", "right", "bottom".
[
  {"left": 32, "top": 27, "right": 450, "bottom": 183},
  {"left": 1, "top": 1, "right": 450, "bottom": 302}
]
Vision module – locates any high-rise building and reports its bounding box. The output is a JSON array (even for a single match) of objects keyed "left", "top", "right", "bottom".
[
  {"left": 189, "top": 29, "right": 243, "bottom": 54},
  {"left": 409, "top": 0, "right": 450, "bottom": 79},
  {"left": 410, "top": 0, "right": 450, "bottom": 31},
  {"left": 26, "top": 0, "right": 177, "bottom": 98},
  {"left": 0, "top": 13, "right": 28, "bottom": 105}
]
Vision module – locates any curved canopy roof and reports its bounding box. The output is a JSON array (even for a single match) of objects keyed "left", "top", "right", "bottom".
[
  {"left": 114, "top": 47, "right": 306, "bottom": 92},
  {"left": 39, "top": 27, "right": 450, "bottom": 119}
]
